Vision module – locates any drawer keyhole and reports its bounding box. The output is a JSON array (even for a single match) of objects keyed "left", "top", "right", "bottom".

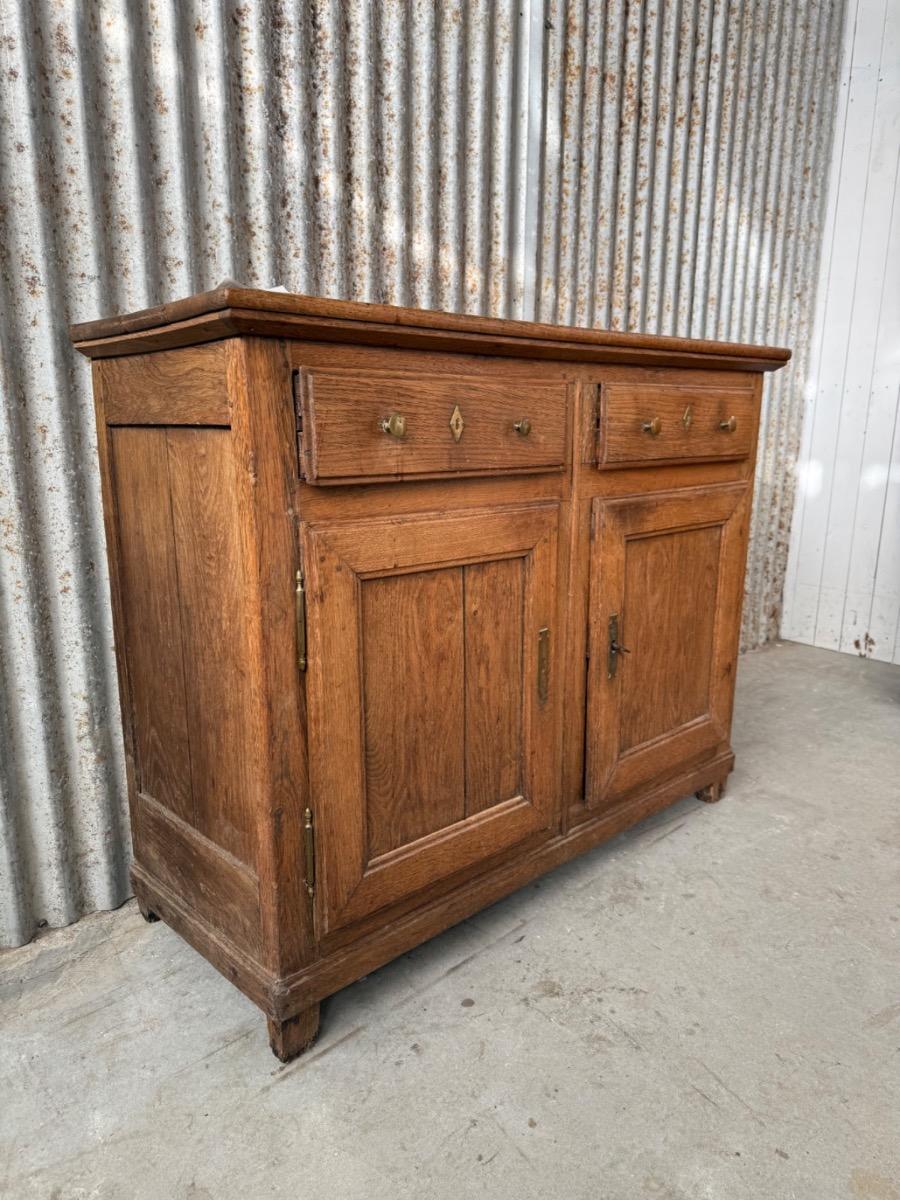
[{"left": 449, "top": 405, "right": 465, "bottom": 442}]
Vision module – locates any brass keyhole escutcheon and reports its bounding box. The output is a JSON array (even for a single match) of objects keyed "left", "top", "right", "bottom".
[
  {"left": 607, "top": 613, "right": 631, "bottom": 679},
  {"left": 682, "top": 405, "right": 693, "bottom": 430},
  {"left": 449, "top": 405, "right": 465, "bottom": 442},
  {"left": 719, "top": 415, "right": 737, "bottom": 433},
  {"left": 380, "top": 412, "right": 406, "bottom": 439},
  {"left": 514, "top": 417, "right": 532, "bottom": 438},
  {"left": 537, "top": 626, "right": 550, "bottom": 704},
  {"left": 641, "top": 417, "right": 662, "bottom": 436}
]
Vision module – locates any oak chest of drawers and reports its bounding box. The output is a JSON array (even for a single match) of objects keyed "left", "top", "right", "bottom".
[{"left": 72, "top": 289, "right": 789, "bottom": 1060}]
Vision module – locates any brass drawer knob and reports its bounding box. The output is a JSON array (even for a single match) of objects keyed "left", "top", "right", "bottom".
[
  {"left": 380, "top": 412, "right": 406, "bottom": 439},
  {"left": 719, "top": 416, "right": 737, "bottom": 433},
  {"left": 641, "top": 417, "right": 662, "bottom": 436},
  {"left": 514, "top": 417, "right": 532, "bottom": 437}
]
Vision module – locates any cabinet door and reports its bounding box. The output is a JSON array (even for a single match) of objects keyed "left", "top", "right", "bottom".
[
  {"left": 304, "top": 503, "right": 559, "bottom": 934},
  {"left": 585, "top": 484, "right": 748, "bottom": 809}
]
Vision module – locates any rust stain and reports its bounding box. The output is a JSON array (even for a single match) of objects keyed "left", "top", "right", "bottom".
[{"left": 852, "top": 633, "right": 876, "bottom": 658}]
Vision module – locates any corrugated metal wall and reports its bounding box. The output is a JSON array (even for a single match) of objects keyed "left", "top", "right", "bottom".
[{"left": 0, "top": 0, "right": 845, "bottom": 947}]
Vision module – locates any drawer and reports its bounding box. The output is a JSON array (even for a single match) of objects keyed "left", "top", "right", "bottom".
[
  {"left": 597, "top": 383, "right": 756, "bottom": 467},
  {"left": 296, "top": 368, "right": 567, "bottom": 484}
]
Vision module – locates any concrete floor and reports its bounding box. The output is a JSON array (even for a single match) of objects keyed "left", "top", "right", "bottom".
[{"left": 2, "top": 641, "right": 899, "bottom": 1200}]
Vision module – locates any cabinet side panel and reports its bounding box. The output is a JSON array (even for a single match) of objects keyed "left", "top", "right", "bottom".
[
  {"left": 100, "top": 344, "right": 231, "bottom": 424},
  {"left": 109, "top": 426, "right": 193, "bottom": 823},
  {"left": 133, "top": 793, "right": 261, "bottom": 958},
  {"left": 165, "top": 428, "right": 257, "bottom": 867}
]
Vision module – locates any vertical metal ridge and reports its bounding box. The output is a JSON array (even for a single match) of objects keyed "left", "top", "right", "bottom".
[
  {"left": 535, "top": 0, "right": 566, "bottom": 323},
  {"left": 659, "top": 0, "right": 698, "bottom": 335},
  {"left": 745, "top": 0, "right": 805, "bottom": 647},
  {"left": 628, "top": 0, "right": 662, "bottom": 332},
  {"left": 609, "top": 0, "right": 644, "bottom": 331},
  {"left": 594, "top": 0, "right": 626, "bottom": 330},
  {"left": 436, "top": 0, "right": 464, "bottom": 313},
  {"left": 0, "top": 0, "right": 847, "bottom": 945},
  {"left": 701, "top": 0, "right": 744, "bottom": 340},
  {"left": 644, "top": 0, "right": 681, "bottom": 333},
  {"left": 690, "top": 0, "right": 730, "bottom": 338}
]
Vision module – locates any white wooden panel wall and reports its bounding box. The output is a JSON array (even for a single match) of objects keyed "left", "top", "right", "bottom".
[{"left": 783, "top": 0, "right": 900, "bottom": 661}]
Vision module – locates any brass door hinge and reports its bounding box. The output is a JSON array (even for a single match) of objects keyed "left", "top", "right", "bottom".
[
  {"left": 303, "top": 807, "right": 315, "bottom": 899},
  {"left": 295, "top": 567, "right": 307, "bottom": 672}
]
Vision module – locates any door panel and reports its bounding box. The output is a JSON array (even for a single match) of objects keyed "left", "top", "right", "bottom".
[
  {"left": 304, "top": 503, "right": 559, "bottom": 934},
  {"left": 464, "top": 558, "right": 525, "bottom": 814},
  {"left": 619, "top": 525, "right": 720, "bottom": 751},
  {"left": 362, "top": 568, "right": 466, "bottom": 857},
  {"left": 585, "top": 484, "right": 748, "bottom": 809}
]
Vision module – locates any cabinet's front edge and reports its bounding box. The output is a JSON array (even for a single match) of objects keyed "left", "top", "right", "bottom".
[{"left": 273, "top": 750, "right": 734, "bottom": 1021}]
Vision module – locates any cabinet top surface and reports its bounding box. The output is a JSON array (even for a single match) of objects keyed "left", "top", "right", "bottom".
[{"left": 71, "top": 284, "right": 791, "bottom": 371}]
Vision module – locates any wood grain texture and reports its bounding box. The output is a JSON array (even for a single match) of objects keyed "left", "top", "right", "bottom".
[
  {"left": 101, "top": 343, "right": 230, "bottom": 425},
  {"left": 464, "top": 558, "right": 524, "bottom": 815},
  {"left": 134, "top": 792, "right": 260, "bottom": 958},
  {"left": 80, "top": 288, "right": 787, "bottom": 1061},
  {"left": 598, "top": 383, "right": 755, "bottom": 466},
  {"left": 300, "top": 369, "right": 566, "bottom": 482},
  {"left": 275, "top": 749, "right": 736, "bottom": 1018},
  {"left": 91, "top": 365, "right": 142, "bottom": 833},
  {"left": 225, "top": 337, "right": 316, "bottom": 977},
  {"left": 72, "top": 308, "right": 791, "bottom": 372},
  {"left": 70, "top": 285, "right": 791, "bottom": 372},
  {"left": 131, "top": 861, "right": 274, "bottom": 1014},
  {"left": 585, "top": 483, "right": 749, "bottom": 808},
  {"left": 109, "top": 426, "right": 193, "bottom": 823},
  {"left": 304, "top": 502, "right": 559, "bottom": 934},
  {"left": 619, "top": 526, "right": 720, "bottom": 750},
  {"left": 166, "top": 428, "right": 256, "bottom": 866},
  {"left": 128, "top": 747, "right": 734, "bottom": 1032},
  {"left": 362, "top": 568, "right": 466, "bottom": 857},
  {"left": 268, "top": 1008, "right": 320, "bottom": 1061}
]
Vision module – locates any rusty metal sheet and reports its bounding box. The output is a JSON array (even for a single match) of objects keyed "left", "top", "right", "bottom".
[{"left": 0, "top": 0, "right": 846, "bottom": 946}]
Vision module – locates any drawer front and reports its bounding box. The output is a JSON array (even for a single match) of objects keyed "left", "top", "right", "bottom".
[
  {"left": 298, "top": 368, "right": 567, "bottom": 483},
  {"left": 598, "top": 383, "right": 755, "bottom": 467}
]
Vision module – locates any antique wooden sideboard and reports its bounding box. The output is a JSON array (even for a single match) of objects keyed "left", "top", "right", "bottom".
[{"left": 72, "top": 288, "right": 789, "bottom": 1060}]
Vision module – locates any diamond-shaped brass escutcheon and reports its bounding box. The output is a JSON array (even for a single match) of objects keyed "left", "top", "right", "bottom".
[{"left": 449, "top": 405, "right": 465, "bottom": 442}]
